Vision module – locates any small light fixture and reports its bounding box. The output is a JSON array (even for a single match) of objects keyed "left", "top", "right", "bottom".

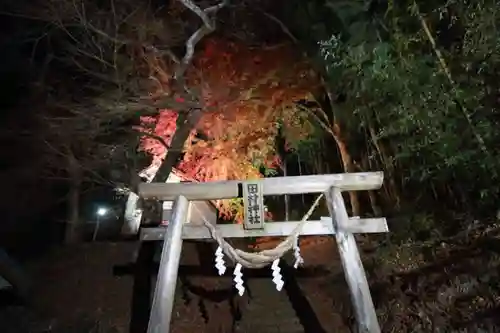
[{"left": 97, "top": 207, "right": 108, "bottom": 217}]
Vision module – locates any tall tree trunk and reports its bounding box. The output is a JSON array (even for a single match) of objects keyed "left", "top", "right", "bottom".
[
  {"left": 367, "top": 124, "right": 401, "bottom": 209},
  {"left": 122, "top": 110, "right": 202, "bottom": 235},
  {"left": 297, "top": 154, "right": 305, "bottom": 206},
  {"left": 361, "top": 155, "right": 382, "bottom": 216},
  {"left": 331, "top": 126, "right": 361, "bottom": 217},
  {"left": 65, "top": 154, "right": 82, "bottom": 243},
  {"left": 152, "top": 109, "right": 203, "bottom": 183},
  {"left": 283, "top": 159, "right": 290, "bottom": 221},
  {"left": 277, "top": 124, "right": 290, "bottom": 221},
  {"left": 320, "top": 84, "right": 361, "bottom": 216}
]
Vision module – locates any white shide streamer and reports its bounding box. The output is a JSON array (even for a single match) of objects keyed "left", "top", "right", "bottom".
[{"left": 214, "top": 246, "right": 226, "bottom": 275}]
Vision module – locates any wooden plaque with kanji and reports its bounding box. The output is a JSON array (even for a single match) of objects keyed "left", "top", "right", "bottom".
[{"left": 242, "top": 181, "right": 265, "bottom": 230}]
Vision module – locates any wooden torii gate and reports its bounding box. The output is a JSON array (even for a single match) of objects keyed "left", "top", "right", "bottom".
[{"left": 136, "top": 172, "right": 387, "bottom": 333}]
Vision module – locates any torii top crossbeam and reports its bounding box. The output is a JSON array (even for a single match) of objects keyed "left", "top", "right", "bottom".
[{"left": 139, "top": 172, "right": 384, "bottom": 200}]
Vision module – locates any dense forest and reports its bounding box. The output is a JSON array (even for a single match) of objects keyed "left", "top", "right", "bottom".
[{"left": 0, "top": 0, "right": 499, "bottom": 330}]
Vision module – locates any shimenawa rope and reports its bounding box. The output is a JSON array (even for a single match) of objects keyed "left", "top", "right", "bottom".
[{"left": 192, "top": 194, "right": 324, "bottom": 269}]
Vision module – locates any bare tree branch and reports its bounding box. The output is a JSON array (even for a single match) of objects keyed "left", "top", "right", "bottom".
[
  {"left": 150, "top": 0, "right": 229, "bottom": 184},
  {"left": 259, "top": 10, "right": 298, "bottom": 44},
  {"left": 132, "top": 129, "right": 186, "bottom": 153},
  {"left": 174, "top": 0, "right": 229, "bottom": 88}
]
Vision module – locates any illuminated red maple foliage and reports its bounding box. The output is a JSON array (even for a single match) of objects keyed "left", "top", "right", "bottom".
[
  {"left": 138, "top": 110, "right": 178, "bottom": 164},
  {"left": 137, "top": 38, "right": 318, "bottom": 219}
]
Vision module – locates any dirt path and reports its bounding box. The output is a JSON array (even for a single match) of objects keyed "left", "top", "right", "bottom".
[
  {"left": 0, "top": 239, "right": 352, "bottom": 333},
  {"left": 152, "top": 239, "right": 351, "bottom": 333},
  {"left": 3, "top": 228, "right": 498, "bottom": 333}
]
